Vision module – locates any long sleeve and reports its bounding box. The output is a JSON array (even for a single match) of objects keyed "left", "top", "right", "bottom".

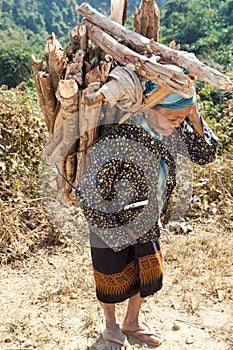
[{"left": 178, "top": 118, "right": 219, "bottom": 165}]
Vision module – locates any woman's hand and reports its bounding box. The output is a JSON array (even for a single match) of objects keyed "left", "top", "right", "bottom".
[
  {"left": 188, "top": 104, "right": 201, "bottom": 124},
  {"left": 187, "top": 105, "right": 204, "bottom": 136}
]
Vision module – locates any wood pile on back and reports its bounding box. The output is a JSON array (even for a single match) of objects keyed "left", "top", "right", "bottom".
[{"left": 31, "top": 0, "right": 232, "bottom": 202}]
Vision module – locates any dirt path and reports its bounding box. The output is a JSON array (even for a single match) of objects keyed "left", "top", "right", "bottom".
[{"left": 0, "top": 219, "right": 232, "bottom": 350}]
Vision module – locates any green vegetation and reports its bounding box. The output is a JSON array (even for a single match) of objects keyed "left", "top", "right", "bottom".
[
  {"left": 160, "top": 0, "right": 233, "bottom": 71},
  {"left": 0, "top": 0, "right": 233, "bottom": 87}
]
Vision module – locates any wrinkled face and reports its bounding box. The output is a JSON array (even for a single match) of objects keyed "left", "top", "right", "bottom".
[{"left": 157, "top": 104, "right": 194, "bottom": 128}]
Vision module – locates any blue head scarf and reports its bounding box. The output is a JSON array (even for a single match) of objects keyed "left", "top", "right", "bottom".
[{"left": 144, "top": 65, "right": 196, "bottom": 110}]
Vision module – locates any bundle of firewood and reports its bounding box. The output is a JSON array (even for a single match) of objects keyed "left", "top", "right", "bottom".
[{"left": 31, "top": 0, "right": 232, "bottom": 202}]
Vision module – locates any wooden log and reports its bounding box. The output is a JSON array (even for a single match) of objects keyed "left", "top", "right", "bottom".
[
  {"left": 47, "top": 115, "right": 78, "bottom": 164},
  {"left": 66, "top": 26, "right": 87, "bottom": 90},
  {"left": 100, "top": 54, "right": 113, "bottom": 84},
  {"left": 65, "top": 61, "right": 83, "bottom": 86},
  {"left": 47, "top": 80, "right": 79, "bottom": 163},
  {"left": 55, "top": 158, "right": 67, "bottom": 191},
  {"left": 37, "top": 72, "right": 57, "bottom": 132},
  {"left": 85, "top": 66, "right": 101, "bottom": 85},
  {"left": 84, "top": 81, "right": 172, "bottom": 112},
  {"left": 44, "top": 33, "right": 67, "bottom": 93},
  {"left": 31, "top": 55, "right": 43, "bottom": 77},
  {"left": 84, "top": 91, "right": 105, "bottom": 106},
  {"left": 169, "top": 39, "right": 181, "bottom": 51},
  {"left": 84, "top": 21, "right": 195, "bottom": 98},
  {"left": 31, "top": 55, "right": 51, "bottom": 131},
  {"left": 118, "top": 86, "right": 172, "bottom": 124},
  {"left": 76, "top": 3, "right": 233, "bottom": 90},
  {"left": 74, "top": 83, "right": 102, "bottom": 186},
  {"left": 134, "top": 0, "right": 160, "bottom": 41},
  {"left": 111, "top": 0, "right": 128, "bottom": 25},
  {"left": 68, "top": 24, "right": 88, "bottom": 55},
  {"left": 64, "top": 152, "right": 77, "bottom": 195},
  {"left": 65, "top": 49, "right": 85, "bottom": 86},
  {"left": 45, "top": 124, "right": 63, "bottom": 157},
  {"left": 56, "top": 79, "right": 79, "bottom": 115},
  {"left": 31, "top": 56, "right": 57, "bottom": 132},
  {"left": 79, "top": 83, "right": 102, "bottom": 144},
  {"left": 142, "top": 86, "right": 172, "bottom": 107}
]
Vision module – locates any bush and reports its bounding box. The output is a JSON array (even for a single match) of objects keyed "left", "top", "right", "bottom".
[{"left": 0, "top": 86, "right": 63, "bottom": 263}]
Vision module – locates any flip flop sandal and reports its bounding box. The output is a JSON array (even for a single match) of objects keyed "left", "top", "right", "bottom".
[
  {"left": 102, "top": 327, "right": 133, "bottom": 350},
  {"left": 122, "top": 322, "right": 162, "bottom": 347}
]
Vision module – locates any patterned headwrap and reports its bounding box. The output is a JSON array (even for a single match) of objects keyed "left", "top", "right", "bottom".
[{"left": 144, "top": 65, "right": 196, "bottom": 110}]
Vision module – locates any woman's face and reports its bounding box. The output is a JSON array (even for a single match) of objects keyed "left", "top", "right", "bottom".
[{"left": 157, "top": 104, "right": 194, "bottom": 128}]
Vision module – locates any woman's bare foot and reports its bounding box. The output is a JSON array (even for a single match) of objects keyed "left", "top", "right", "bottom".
[{"left": 101, "top": 324, "right": 132, "bottom": 350}]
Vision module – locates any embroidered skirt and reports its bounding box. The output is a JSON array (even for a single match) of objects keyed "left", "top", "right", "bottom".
[{"left": 90, "top": 231, "right": 163, "bottom": 303}]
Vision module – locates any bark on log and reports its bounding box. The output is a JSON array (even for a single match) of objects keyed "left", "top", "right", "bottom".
[
  {"left": 65, "top": 50, "right": 85, "bottom": 86},
  {"left": 47, "top": 80, "right": 79, "bottom": 163},
  {"left": 45, "top": 33, "right": 67, "bottom": 93},
  {"left": 31, "top": 55, "right": 43, "bottom": 77},
  {"left": 45, "top": 124, "right": 63, "bottom": 157},
  {"left": 134, "top": 0, "right": 160, "bottom": 41},
  {"left": 84, "top": 20, "right": 195, "bottom": 98},
  {"left": 31, "top": 55, "right": 51, "bottom": 131},
  {"left": 65, "top": 153, "right": 77, "bottom": 195},
  {"left": 74, "top": 83, "right": 103, "bottom": 186},
  {"left": 55, "top": 158, "right": 67, "bottom": 192},
  {"left": 76, "top": 3, "right": 233, "bottom": 90},
  {"left": 37, "top": 72, "right": 57, "bottom": 132},
  {"left": 100, "top": 54, "right": 113, "bottom": 84},
  {"left": 85, "top": 66, "right": 101, "bottom": 85},
  {"left": 68, "top": 24, "right": 88, "bottom": 55},
  {"left": 31, "top": 56, "right": 57, "bottom": 132}
]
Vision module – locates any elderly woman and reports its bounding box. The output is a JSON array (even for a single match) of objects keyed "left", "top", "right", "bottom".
[{"left": 76, "top": 78, "right": 218, "bottom": 349}]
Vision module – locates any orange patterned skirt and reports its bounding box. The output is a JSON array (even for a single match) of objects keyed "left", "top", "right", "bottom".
[{"left": 90, "top": 233, "right": 163, "bottom": 303}]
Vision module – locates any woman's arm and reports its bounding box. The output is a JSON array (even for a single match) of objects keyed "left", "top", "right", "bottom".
[
  {"left": 179, "top": 105, "right": 219, "bottom": 165},
  {"left": 187, "top": 104, "right": 204, "bottom": 136}
]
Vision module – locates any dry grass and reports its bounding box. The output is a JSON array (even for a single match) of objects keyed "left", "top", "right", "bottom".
[
  {"left": 0, "top": 194, "right": 65, "bottom": 264},
  {"left": 191, "top": 154, "right": 233, "bottom": 230},
  {"left": 162, "top": 221, "right": 233, "bottom": 304},
  {"left": 0, "top": 86, "right": 66, "bottom": 264}
]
